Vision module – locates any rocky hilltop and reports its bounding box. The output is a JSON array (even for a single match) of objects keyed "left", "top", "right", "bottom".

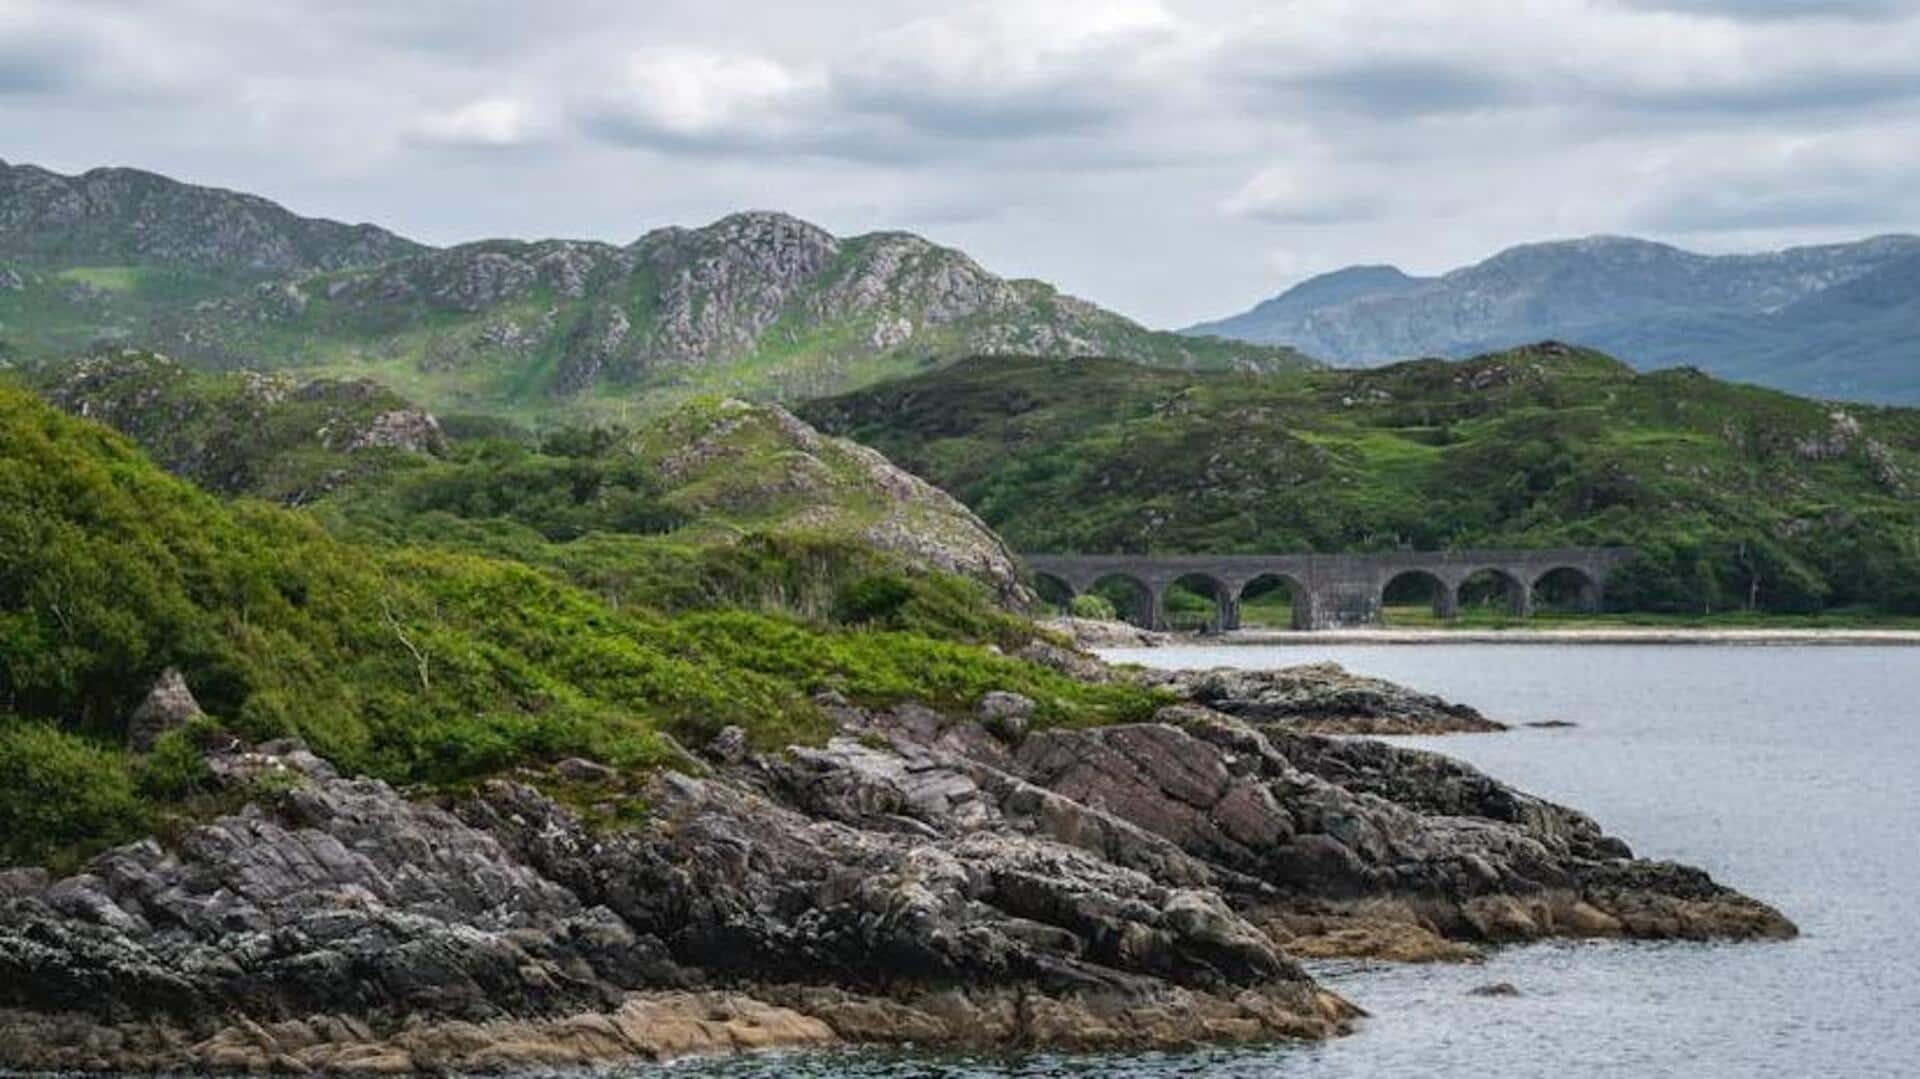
[
  {"left": 0, "top": 159, "right": 1308, "bottom": 418},
  {"left": 1186, "top": 234, "right": 1920, "bottom": 404},
  {"left": 156, "top": 210, "right": 1306, "bottom": 411},
  {"left": 0, "top": 659, "right": 1790, "bottom": 1073},
  {"left": 628, "top": 396, "right": 1032, "bottom": 604},
  {"left": 0, "top": 160, "right": 420, "bottom": 275}
]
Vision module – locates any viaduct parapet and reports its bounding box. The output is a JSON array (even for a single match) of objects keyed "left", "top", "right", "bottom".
[{"left": 1025, "top": 548, "right": 1636, "bottom": 631}]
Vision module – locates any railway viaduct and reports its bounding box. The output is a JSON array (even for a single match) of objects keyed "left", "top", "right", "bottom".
[{"left": 1025, "top": 548, "right": 1637, "bottom": 631}]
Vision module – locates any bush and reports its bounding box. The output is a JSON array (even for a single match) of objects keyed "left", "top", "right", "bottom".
[
  {"left": 0, "top": 721, "right": 146, "bottom": 870},
  {"left": 1069, "top": 593, "right": 1118, "bottom": 620}
]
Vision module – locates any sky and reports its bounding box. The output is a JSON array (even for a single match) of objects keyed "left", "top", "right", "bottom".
[{"left": 3, "top": 0, "right": 1918, "bottom": 327}]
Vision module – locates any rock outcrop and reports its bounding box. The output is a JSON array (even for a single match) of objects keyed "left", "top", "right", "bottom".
[
  {"left": 1150, "top": 662, "right": 1506, "bottom": 735},
  {"left": 634, "top": 398, "right": 1033, "bottom": 604},
  {"left": 0, "top": 667, "right": 1793, "bottom": 1072},
  {"left": 125, "top": 668, "right": 203, "bottom": 752}
]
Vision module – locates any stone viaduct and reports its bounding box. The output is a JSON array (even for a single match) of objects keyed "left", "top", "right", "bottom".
[{"left": 1026, "top": 548, "right": 1637, "bottom": 631}]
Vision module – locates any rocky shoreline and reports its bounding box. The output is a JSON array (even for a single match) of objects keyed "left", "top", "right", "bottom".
[{"left": 0, "top": 656, "right": 1793, "bottom": 1073}]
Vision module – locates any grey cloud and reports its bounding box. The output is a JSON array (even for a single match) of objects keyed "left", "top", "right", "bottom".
[
  {"left": 1279, "top": 60, "right": 1525, "bottom": 118},
  {"left": 4, "top": 0, "right": 1920, "bottom": 329},
  {"left": 830, "top": 76, "right": 1121, "bottom": 140},
  {"left": 1638, "top": 188, "right": 1899, "bottom": 232},
  {"left": 1615, "top": 0, "right": 1918, "bottom": 19},
  {"left": 0, "top": 48, "right": 66, "bottom": 94}
]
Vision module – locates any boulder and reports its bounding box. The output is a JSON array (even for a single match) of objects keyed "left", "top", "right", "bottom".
[
  {"left": 976, "top": 691, "right": 1035, "bottom": 740},
  {"left": 126, "top": 668, "right": 203, "bottom": 752}
]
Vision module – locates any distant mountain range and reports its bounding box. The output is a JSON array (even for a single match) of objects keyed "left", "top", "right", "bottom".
[
  {"left": 0, "top": 160, "right": 1306, "bottom": 421},
  {"left": 1187, "top": 235, "right": 1920, "bottom": 404}
]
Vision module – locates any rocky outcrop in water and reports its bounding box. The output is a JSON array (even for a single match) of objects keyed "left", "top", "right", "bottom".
[
  {"left": 0, "top": 669, "right": 1794, "bottom": 1072},
  {"left": 1151, "top": 662, "right": 1507, "bottom": 735}
]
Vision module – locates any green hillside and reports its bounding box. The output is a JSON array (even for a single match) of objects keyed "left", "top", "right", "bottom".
[
  {"left": 0, "top": 381, "right": 1153, "bottom": 867},
  {"left": 801, "top": 344, "right": 1920, "bottom": 614},
  {"left": 145, "top": 215, "right": 1307, "bottom": 424}
]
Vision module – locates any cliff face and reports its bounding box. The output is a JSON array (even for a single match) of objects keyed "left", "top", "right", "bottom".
[{"left": 0, "top": 674, "right": 1791, "bottom": 1073}]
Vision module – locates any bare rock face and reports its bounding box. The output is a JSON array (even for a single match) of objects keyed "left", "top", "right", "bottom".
[
  {"left": 126, "top": 668, "right": 203, "bottom": 752},
  {"left": 344, "top": 408, "right": 445, "bottom": 454}
]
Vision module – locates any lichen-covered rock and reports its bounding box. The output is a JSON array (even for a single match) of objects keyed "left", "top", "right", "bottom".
[
  {"left": 1153, "top": 662, "right": 1506, "bottom": 734},
  {"left": 125, "top": 668, "right": 202, "bottom": 752}
]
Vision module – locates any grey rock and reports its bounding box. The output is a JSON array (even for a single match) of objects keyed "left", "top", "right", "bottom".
[
  {"left": 976, "top": 691, "right": 1034, "bottom": 740},
  {"left": 126, "top": 668, "right": 203, "bottom": 752},
  {"left": 704, "top": 725, "right": 749, "bottom": 765},
  {"left": 554, "top": 757, "right": 618, "bottom": 784},
  {"left": 1153, "top": 662, "right": 1506, "bottom": 735},
  {"left": 345, "top": 409, "right": 444, "bottom": 454}
]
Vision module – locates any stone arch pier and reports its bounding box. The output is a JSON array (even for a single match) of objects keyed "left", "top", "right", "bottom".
[{"left": 1026, "top": 548, "right": 1635, "bottom": 631}]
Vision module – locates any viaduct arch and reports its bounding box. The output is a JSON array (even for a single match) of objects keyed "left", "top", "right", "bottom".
[{"left": 1027, "top": 548, "right": 1635, "bottom": 631}]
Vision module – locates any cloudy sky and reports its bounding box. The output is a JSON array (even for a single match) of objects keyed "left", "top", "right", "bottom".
[{"left": 4, "top": 0, "right": 1918, "bottom": 325}]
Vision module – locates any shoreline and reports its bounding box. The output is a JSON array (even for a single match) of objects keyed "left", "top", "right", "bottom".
[{"left": 1125, "top": 627, "right": 1920, "bottom": 647}]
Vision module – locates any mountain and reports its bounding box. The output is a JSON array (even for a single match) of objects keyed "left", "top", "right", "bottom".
[
  {"left": 0, "top": 159, "right": 424, "bottom": 359},
  {"left": 801, "top": 343, "right": 1920, "bottom": 615},
  {"left": 0, "top": 161, "right": 1309, "bottom": 421},
  {"left": 0, "top": 159, "right": 423, "bottom": 274},
  {"left": 149, "top": 210, "right": 1308, "bottom": 420},
  {"left": 1187, "top": 235, "right": 1920, "bottom": 403}
]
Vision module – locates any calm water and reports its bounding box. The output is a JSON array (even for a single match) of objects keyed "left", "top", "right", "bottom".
[{"left": 650, "top": 645, "right": 1920, "bottom": 1078}]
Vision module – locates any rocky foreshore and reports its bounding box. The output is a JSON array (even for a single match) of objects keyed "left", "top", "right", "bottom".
[
  {"left": 0, "top": 662, "right": 1792, "bottom": 1073},
  {"left": 1147, "top": 662, "right": 1507, "bottom": 735}
]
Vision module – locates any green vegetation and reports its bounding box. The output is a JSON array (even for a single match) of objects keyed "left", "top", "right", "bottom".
[
  {"left": 0, "top": 384, "right": 1157, "bottom": 868},
  {"left": 1068, "top": 594, "right": 1118, "bottom": 620},
  {"left": 20, "top": 350, "right": 428, "bottom": 501},
  {"left": 803, "top": 345, "right": 1920, "bottom": 615}
]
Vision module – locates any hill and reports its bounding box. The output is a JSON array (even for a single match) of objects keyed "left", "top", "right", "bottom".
[
  {"left": 801, "top": 344, "right": 1920, "bottom": 614},
  {"left": 1186, "top": 235, "right": 1920, "bottom": 404},
  {"left": 0, "top": 161, "right": 1309, "bottom": 421},
  {"left": 0, "top": 160, "right": 424, "bottom": 360},
  {"left": 0, "top": 378, "right": 1151, "bottom": 867},
  {"left": 20, "top": 348, "right": 1031, "bottom": 606}
]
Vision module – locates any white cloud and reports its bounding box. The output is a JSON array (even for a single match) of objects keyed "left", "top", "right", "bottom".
[
  {"left": 591, "top": 48, "right": 816, "bottom": 144},
  {"left": 411, "top": 97, "right": 540, "bottom": 148}
]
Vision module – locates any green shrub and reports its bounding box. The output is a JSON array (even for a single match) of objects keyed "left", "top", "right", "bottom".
[
  {"left": 834, "top": 574, "right": 916, "bottom": 625},
  {"left": 1069, "top": 593, "right": 1118, "bottom": 620},
  {"left": 0, "top": 721, "right": 146, "bottom": 870}
]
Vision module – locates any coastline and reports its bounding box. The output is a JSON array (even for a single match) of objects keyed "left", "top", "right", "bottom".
[{"left": 1136, "top": 627, "right": 1920, "bottom": 647}]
